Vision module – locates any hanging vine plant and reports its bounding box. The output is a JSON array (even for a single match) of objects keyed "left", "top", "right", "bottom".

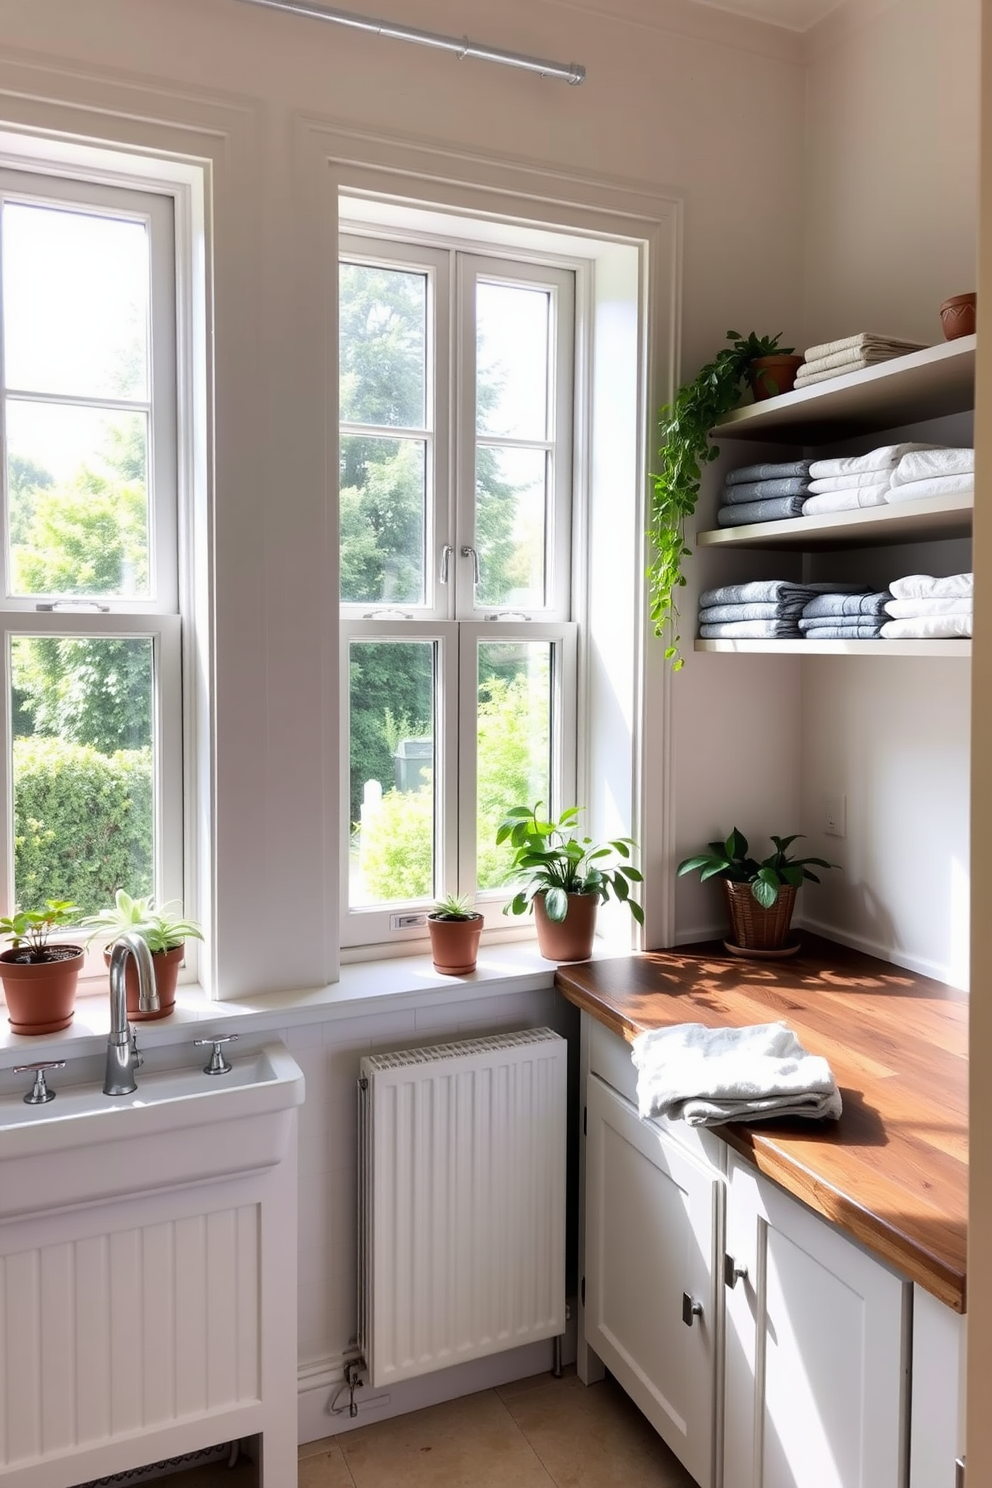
[{"left": 647, "top": 330, "right": 792, "bottom": 669}]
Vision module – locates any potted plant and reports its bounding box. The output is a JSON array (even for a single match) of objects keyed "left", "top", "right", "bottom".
[
  {"left": 81, "top": 891, "right": 203, "bottom": 1020},
  {"left": 677, "top": 827, "right": 838, "bottom": 955},
  {"left": 0, "top": 900, "right": 83, "bottom": 1034},
  {"left": 648, "top": 330, "right": 799, "bottom": 669},
  {"left": 427, "top": 893, "right": 483, "bottom": 975},
  {"left": 497, "top": 804, "right": 643, "bottom": 962}
]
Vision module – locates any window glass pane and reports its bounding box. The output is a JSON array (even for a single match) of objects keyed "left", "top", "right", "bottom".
[
  {"left": 6, "top": 401, "right": 149, "bottom": 598},
  {"left": 340, "top": 435, "right": 427, "bottom": 607},
  {"left": 3, "top": 201, "right": 149, "bottom": 401},
  {"left": 349, "top": 639, "right": 435, "bottom": 908},
  {"left": 475, "top": 447, "right": 548, "bottom": 609},
  {"left": 339, "top": 263, "right": 427, "bottom": 429},
  {"left": 476, "top": 640, "right": 551, "bottom": 891},
  {"left": 476, "top": 282, "right": 549, "bottom": 441},
  {"left": 10, "top": 635, "right": 154, "bottom": 915}
]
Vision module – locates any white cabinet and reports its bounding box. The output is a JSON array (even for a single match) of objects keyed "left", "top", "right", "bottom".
[
  {"left": 584, "top": 1072, "right": 722, "bottom": 1488},
  {"left": 723, "top": 1152, "right": 910, "bottom": 1488}
]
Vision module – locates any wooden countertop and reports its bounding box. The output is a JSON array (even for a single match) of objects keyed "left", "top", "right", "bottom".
[{"left": 556, "top": 935, "right": 968, "bottom": 1312}]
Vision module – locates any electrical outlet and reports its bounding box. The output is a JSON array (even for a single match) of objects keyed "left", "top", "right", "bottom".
[{"left": 824, "top": 793, "right": 846, "bottom": 838}]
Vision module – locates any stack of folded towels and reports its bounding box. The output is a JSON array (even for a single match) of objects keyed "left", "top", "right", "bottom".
[
  {"left": 887, "top": 446, "right": 975, "bottom": 506},
  {"left": 630, "top": 1021, "right": 843, "bottom": 1127},
  {"left": 698, "top": 579, "right": 867, "bottom": 640},
  {"left": 880, "top": 572, "right": 973, "bottom": 640},
  {"left": 794, "top": 332, "right": 927, "bottom": 391},
  {"left": 802, "top": 442, "right": 944, "bottom": 516},
  {"left": 716, "top": 459, "right": 812, "bottom": 528},
  {"left": 798, "top": 590, "right": 890, "bottom": 641}
]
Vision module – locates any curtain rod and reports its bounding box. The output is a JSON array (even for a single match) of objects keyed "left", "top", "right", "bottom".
[{"left": 235, "top": 0, "right": 586, "bottom": 84}]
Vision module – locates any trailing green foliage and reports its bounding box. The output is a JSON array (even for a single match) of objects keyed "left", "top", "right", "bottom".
[
  {"left": 497, "top": 803, "right": 644, "bottom": 925},
  {"left": 677, "top": 826, "right": 837, "bottom": 909},
  {"left": 81, "top": 888, "right": 203, "bottom": 953},
  {"left": 0, "top": 899, "right": 80, "bottom": 962},
  {"left": 647, "top": 331, "right": 791, "bottom": 669}
]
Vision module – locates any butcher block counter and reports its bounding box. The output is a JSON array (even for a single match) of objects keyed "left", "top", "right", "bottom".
[{"left": 556, "top": 933, "right": 968, "bottom": 1312}]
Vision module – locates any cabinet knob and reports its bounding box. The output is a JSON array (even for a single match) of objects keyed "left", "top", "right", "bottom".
[
  {"left": 724, "top": 1254, "right": 748, "bottom": 1289},
  {"left": 681, "top": 1291, "right": 703, "bottom": 1327}
]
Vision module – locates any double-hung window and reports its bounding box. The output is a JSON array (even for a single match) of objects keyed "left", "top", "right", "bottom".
[
  {"left": 0, "top": 169, "right": 183, "bottom": 955},
  {"left": 340, "top": 232, "right": 577, "bottom": 949}
]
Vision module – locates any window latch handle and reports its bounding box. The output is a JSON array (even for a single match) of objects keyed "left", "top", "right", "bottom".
[
  {"left": 362, "top": 608, "right": 414, "bottom": 620},
  {"left": 36, "top": 600, "right": 110, "bottom": 613},
  {"left": 461, "top": 545, "right": 480, "bottom": 585},
  {"left": 439, "top": 544, "right": 454, "bottom": 584}
]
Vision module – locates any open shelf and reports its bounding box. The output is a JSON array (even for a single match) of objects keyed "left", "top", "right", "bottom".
[
  {"left": 711, "top": 335, "right": 975, "bottom": 444},
  {"left": 694, "top": 638, "right": 971, "bottom": 657},
  {"left": 696, "top": 492, "right": 973, "bottom": 550}
]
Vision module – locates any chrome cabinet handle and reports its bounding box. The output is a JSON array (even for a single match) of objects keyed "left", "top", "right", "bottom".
[
  {"left": 724, "top": 1255, "right": 748, "bottom": 1289},
  {"left": 682, "top": 1291, "right": 703, "bottom": 1327}
]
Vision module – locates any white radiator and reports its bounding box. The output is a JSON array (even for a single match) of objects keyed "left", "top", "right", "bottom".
[{"left": 358, "top": 1027, "right": 567, "bottom": 1387}]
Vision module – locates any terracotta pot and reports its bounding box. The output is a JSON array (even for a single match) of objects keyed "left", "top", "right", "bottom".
[
  {"left": 747, "top": 354, "right": 804, "bottom": 401},
  {"left": 427, "top": 914, "right": 483, "bottom": 975},
  {"left": 533, "top": 892, "right": 599, "bottom": 962},
  {"left": 0, "top": 945, "right": 84, "bottom": 1034},
  {"left": 940, "top": 292, "right": 976, "bottom": 341},
  {"left": 103, "top": 942, "right": 184, "bottom": 1019},
  {"left": 722, "top": 880, "right": 797, "bottom": 952}
]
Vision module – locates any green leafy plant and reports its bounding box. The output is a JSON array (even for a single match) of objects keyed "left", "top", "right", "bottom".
[
  {"left": 81, "top": 889, "right": 203, "bottom": 954},
  {"left": 677, "top": 827, "right": 837, "bottom": 908},
  {"left": 429, "top": 893, "right": 479, "bottom": 921},
  {"left": 497, "top": 804, "right": 644, "bottom": 924},
  {"left": 0, "top": 899, "right": 80, "bottom": 962},
  {"left": 648, "top": 330, "right": 793, "bottom": 670}
]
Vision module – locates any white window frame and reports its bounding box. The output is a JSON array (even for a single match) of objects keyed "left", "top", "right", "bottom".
[{"left": 0, "top": 168, "right": 186, "bottom": 980}]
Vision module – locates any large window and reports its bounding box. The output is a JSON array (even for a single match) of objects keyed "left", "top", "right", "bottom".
[
  {"left": 0, "top": 170, "right": 182, "bottom": 945},
  {"left": 340, "top": 234, "right": 577, "bottom": 947}
]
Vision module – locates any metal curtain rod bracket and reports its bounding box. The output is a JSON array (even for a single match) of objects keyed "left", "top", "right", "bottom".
[{"left": 235, "top": 0, "right": 586, "bottom": 84}]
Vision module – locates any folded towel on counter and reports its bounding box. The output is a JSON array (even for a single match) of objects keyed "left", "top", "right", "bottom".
[
  {"left": 802, "top": 591, "right": 891, "bottom": 619},
  {"left": 884, "top": 596, "right": 974, "bottom": 618},
  {"left": 809, "top": 444, "right": 941, "bottom": 480},
  {"left": 807, "top": 471, "right": 898, "bottom": 494},
  {"left": 699, "top": 580, "right": 867, "bottom": 608},
  {"left": 720, "top": 476, "right": 812, "bottom": 503},
  {"left": 802, "top": 487, "right": 891, "bottom": 516},
  {"left": 799, "top": 619, "right": 887, "bottom": 638},
  {"left": 698, "top": 602, "right": 787, "bottom": 623},
  {"left": 699, "top": 619, "right": 805, "bottom": 639},
  {"left": 880, "top": 614, "right": 972, "bottom": 640},
  {"left": 889, "top": 572, "right": 973, "bottom": 600},
  {"left": 726, "top": 459, "right": 813, "bottom": 486},
  {"left": 886, "top": 474, "right": 974, "bottom": 504},
  {"left": 799, "top": 343, "right": 926, "bottom": 377},
  {"left": 630, "top": 1021, "right": 843, "bottom": 1127},
  {"left": 891, "top": 447, "right": 975, "bottom": 484},
  {"left": 717, "top": 496, "right": 807, "bottom": 527},
  {"left": 803, "top": 332, "right": 928, "bottom": 361}
]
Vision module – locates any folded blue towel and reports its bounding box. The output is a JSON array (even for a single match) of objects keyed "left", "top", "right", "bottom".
[
  {"left": 799, "top": 619, "right": 886, "bottom": 638},
  {"left": 802, "top": 591, "right": 891, "bottom": 619},
  {"left": 699, "top": 602, "right": 784, "bottom": 623},
  {"left": 721, "top": 476, "right": 812, "bottom": 503},
  {"left": 717, "top": 496, "right": 807, "bottom": 527},
  {"left": 699, "top": 580, "right": 868, "bottom": 608},
  {"left": 725, "top": 460, "right": 813, "bottom": 486},
  {"left": 699, "top": 619, "right": 802, "bottom": 639}
]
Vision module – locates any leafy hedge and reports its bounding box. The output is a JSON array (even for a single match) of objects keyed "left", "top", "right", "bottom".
[{"left": 13, "top": 737, "right": 153, "bottom": 916}]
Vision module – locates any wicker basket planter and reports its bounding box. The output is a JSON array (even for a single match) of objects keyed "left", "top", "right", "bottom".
[{"left": 722, "top": 880, "right": 797, "bottom": 952}]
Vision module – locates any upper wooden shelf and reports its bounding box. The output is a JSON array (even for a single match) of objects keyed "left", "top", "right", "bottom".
[
  {"left": 712, "top": 335, "right": 975, "bottom": 444},
  {"left": 697, "top": 491, "right": 973, "bottom": 550}
]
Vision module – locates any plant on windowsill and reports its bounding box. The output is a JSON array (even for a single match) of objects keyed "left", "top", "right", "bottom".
[
  {"left": 497, "top": 804, "right": 643, "bottom": 963},
  {"left": 0, "top": 900, "right": 84, "bottom": 1035},
  {"left": 677, "top": 827, "right": 838, "bottom": 956},
  {"left": 81, "top": 890, "right": 204, "bottom": 1021},
  {"left": 648, "top": 330, "right": 798, "bottom": 670},
  {"left": 427, "top": 893, "right": 484, "bottom": 976}
]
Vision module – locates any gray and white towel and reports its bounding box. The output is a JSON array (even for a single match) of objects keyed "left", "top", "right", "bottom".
[
  {"left": 630, "top": 1021, "right": 843, "bottom": 1127},
  {"left": 726, "top": 460, "right": 813, "bottom": 486},
  {"left": 891, "top": 447, "right": 974, "bottom": 485},
  {"left": 699, "top": 619, "right": 805, "bottom": 640},
  {"left": 717, "top": 496, "right": 807, "bottom": 527},
  {"left": 698, "top": 602, "right": 785, "bottom": 623},
  {"left": 803, "top": 591, "right": 890, "bottom": 619},
  {"left": 699, "top": 580, "right": 867, "bottom": 609},
  {"left": 721, "top": 476, "right": 812, "bottom": 503},
  {"left": 799, "top": 618, "right": 886, "bottom": 638},
  {"left": 809, "top": 444, "right": 941, "bottom": 480}
]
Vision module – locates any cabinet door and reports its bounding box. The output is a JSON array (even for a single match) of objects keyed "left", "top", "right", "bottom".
[
  {"left": 585, "top": 1073, "right": 722, "bottom": 1488},
  {"left": 724, "top": 1153, "right": 909, "bottom": 1488}
]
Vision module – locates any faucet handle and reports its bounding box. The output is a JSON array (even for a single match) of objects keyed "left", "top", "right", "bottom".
[
  {"left": 193, "top": 1034, "right": 239, "bottom": 1076},
  {"left": 12, "top": 1060, "right": 67, "bottom": 1105}
]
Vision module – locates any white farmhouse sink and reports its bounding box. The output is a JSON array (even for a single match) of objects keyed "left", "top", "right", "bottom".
[{"left": 0, "top": 1041, "right": 305, "bottom": 1220}]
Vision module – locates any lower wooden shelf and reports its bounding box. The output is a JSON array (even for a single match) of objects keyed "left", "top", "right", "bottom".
[{"left": 694, "top": 638, "right": 971, "bottom": 657}]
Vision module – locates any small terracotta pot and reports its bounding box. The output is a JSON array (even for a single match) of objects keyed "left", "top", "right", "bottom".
[
  {"left": 747, "top": 354, "right": 804, "bottom": 401},
  {"left": 427, "top": 914, "right": 483, "bottom": 976},
  {"left": 722, "top": 881, "right": 797, "bottom": 952},
  {"left": 103, "top": 942, "right": 184, "bottom": 1019},
  {"left": 0, "top": 946, "right": 84, "bottom": 1034},
  {"left": 533, "top": 892, "right": 599, "bottom": 962},
  {"left": 940, "top": 293, "right": 976, "bottom": 341}
]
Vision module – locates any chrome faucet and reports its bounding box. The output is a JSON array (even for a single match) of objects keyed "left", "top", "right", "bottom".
[{"left": 103, "top": 933, "right": 159, "bottom": 1096}]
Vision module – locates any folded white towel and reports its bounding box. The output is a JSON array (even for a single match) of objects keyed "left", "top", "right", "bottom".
[
  {"left": 795, "top": 360, "right": 878, "bottom": 388},
  {"left": 809, "top": 444, "right": 941, "bottom": 480},
  {"left": 803, "top": 333, "right": 928, "bottom": 361},
  {"left": 629, "top": 1021, "right": 843, "bottom": 1127},
  {"left": 881, "top": 614, "right": 972, "bottom": 640},
  {"left": 802, "top": 487, "right": 891, "bottom": 515},
  {"left": 800, "top": 346, "right": 922, "bottom": 377},
  {"left": 807, "top": 471, "right": 897, "bottom": 494},
  {"left": 891, "top": 447, "right": 975, "bottom": 485},
  {"left": 889, "top": 571, "right": 973, "bottom": 600},
  {"left": 886, "top": 473, "right": 974, "bottom": 505},
  {"left": 885, "top": 596, "right": 974, "bottom": 618}
]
